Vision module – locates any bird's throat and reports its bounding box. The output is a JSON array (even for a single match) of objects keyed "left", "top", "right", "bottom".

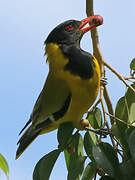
[{"left": 45, "top": 43, "right": 69, "bottom": 71}]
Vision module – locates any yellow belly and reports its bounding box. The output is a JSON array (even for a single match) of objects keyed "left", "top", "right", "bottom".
[
  {"left": 43, "top": 43, "right": 101, "bottom": 132},
  {"left": 59, "top": 60, "right": 100, "bottom": 129}
]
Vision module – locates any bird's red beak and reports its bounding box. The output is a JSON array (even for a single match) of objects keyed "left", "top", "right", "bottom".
[{"left": 78, "top": 15, "right": 103, "bottom": 32}]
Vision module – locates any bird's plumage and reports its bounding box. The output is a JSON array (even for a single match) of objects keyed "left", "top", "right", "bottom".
[{"left": 16, "top": 15, "right": 103, "bottom": 159}]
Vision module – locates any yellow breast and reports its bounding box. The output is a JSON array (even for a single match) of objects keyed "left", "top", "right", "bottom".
[{"left": 45, "top": 43, "right": 100, "bottom": 129}]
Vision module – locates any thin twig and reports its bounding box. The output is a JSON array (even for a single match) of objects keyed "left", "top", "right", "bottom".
[
  {"left": 74, "top": 129, "right": 79, "bottom": 135},
  {"left": 100, "top": 82, "right": 115, "bottom": 146},
  {"left": 86, "top": 99, "right": 101, "bottom": 118},
  {"left": 86, "top": 0, "right": 105, "bottom": 69},
  {"left": 104, "top": 86, "right": 115, "bottom": 124},
  {"left": 103, "top": 60, "right": 135, "bottom": 94},
  {"left": 94, "top": 171, "right": 97, "bottom": 180},
  {"left": 123, "top": 76, "right": 135, "bottom": 80},
  {"left": 100, "top": 99, "right": 107, "bottom": 127},
  {"left": 85, "top": 127, "right": 112, "bottom": 137},
  {"left": 105, "top": 112, "right": 131, "bottom": 126},
  {"left": 100, "top": 77, "right": 115, "bottom": 146},
  {"left": 113, "top": 136, "right": 123, "bottom": 150},
  {"left": 113, "top": 136, "right": 128, "bottom": 161},
  {"left": 100, "top": 86, "right": 107, "bottom": 127},
  {"left": 101, "top": 98, "right": 116, "bottom": 147},
  {"left": 117, "top": 149, "right": 124, "bottom": 160}
]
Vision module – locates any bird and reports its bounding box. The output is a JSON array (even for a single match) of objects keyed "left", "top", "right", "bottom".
[{"left": 16, "top": 15, "right": 103, "bottom": 159}]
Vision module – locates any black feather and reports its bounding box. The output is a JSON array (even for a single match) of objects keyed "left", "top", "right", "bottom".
[{"left": 16, "top": 126, "right": 41, "bottom": 159}]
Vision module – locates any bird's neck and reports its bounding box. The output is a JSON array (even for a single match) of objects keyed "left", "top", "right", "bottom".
[
  {"left": 45, "top": 43, "right": 95, "bottom": 80},
  {"left": 59, "top": 44, "right": 95, "bottom": 79}
]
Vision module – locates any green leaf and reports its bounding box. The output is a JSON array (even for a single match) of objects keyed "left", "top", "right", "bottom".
[
  {"left": 125, "top": 126, "right": 135, "bottom": 143},
  {"left": 67, "top": 133, "right": 85, "bottom": 180},
  {"left": 64, "top": 149, "right": 70, "bottom": 170},
  {"left": 0, "top": 154, "right": 9, "bottom": 179},
  {"left": 64, "top": 133, "right": 84, "bottom": 174},
  {"left": 84, "top": 131, "right": 98, "bottom": 161},
  {"left": 92, "top": 142, "right": 119, "bottom": 178},
  {"left": 115, "top": 96, "right": 129, "bottom": 123},
  {"left": 111, "top": 124, "right": 119, "bottom": 139},
  {"left": 33, "top": 149, "right": 61, "bottom": 180},
  {"left": 115, "top": 96, "right": 129, "bottom": 154},
  {"left": 119, "top": 159, "right": 135, "bottom": 180},
  {"left": 128, "top": 129, "right": 135, "bottom": 163},
  {"left": 88, "top": 107, "right": 102, "bottom": 129},
  {"left": 125, "top": 83, "right": 135, "bottom": 124},
  {"left": 81, "top": 161, "right": 97, "bottom": 180},
  {"left": 71, "top": 133, "right": 84, "bottom": 156},
  {"left": 129, "top": 103, "right": 135, "bottom": 123},
  {"left": 114, "top": 84, "right": 135, "bottom": 156},
  {"left": 67, "top": 155, "right": 86, "bottom": 180},
  {"left": 130, "top": 58, "right": 135, "bottom": 70},
  {"left": 57, "top": 122, "right": 74, "bottom": 150},
  {"left": 75, "top": 133, "right": 84, "bottom": 156},
  {"left": 129, "top": 102, "right": 135, "bottom": 123},
  {"left": 87, "top": 113, "right": 95, "bottom": 128},
  {"left": 94, "top": 107, "right": 103, "bottom": 128}
]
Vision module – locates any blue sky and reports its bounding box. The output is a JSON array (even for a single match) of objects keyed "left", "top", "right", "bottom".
[{"left": 0, "top": 0, "right": 135, "bottom": 179}]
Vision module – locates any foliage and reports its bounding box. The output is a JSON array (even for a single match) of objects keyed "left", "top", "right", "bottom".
[
  {"left": 0, "top": 153, "right": 9, "bottom": 179},
  {"left": 33, "top": 59, "right": 135, "bottom": 180}
]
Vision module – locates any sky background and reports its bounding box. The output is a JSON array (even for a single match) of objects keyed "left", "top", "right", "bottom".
[{"left": 0, "top": 0, "right": 135, "bottom": 179}]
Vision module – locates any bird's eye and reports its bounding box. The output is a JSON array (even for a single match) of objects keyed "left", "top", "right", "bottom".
[{"left": 65, "top": 24, "right": 73, "bottom": 31}]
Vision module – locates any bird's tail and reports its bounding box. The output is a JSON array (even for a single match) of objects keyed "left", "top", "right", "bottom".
[{"left": 16, "top": 126, "right": 41, "bottom": 159}]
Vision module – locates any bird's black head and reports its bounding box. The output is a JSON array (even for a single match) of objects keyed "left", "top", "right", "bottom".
[
  {"left": 45, "top": 20, "right": 81, "bottom": 46},
  {"left": 45, "top": 15, "right": 103, "bottom": 47}
]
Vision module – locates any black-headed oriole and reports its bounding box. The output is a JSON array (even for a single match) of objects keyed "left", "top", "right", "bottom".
[{"left": 16, "top": 15, "right": 103, "bottom": 159}]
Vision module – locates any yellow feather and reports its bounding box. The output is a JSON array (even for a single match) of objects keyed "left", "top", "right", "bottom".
[{"left": 45, "top": 43, "right": 100, "bottom": 130}]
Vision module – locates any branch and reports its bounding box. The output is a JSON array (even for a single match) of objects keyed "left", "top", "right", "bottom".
[
  {"left": 103, "top": 60, "right": 135, "bottom": 94},
  {"left": 105, "top": 112, "right": 132, "bottom": 127},
  {"left": 101, "top": 95, "right": 115, "bottom": 147},
  {"left": 104, "top": 86, "right": 115, "bottom": 124},
  {"left": 86, "top": 0, "right": 104, "bottom": 70},
  {"left": 86, "top": 0, "right": 115, "bottom": 147},
  {"left": 86, "top": 0, "right": 115, "bottom": 126},
  {"left": 123, "top": 76, "right": 135, "bottom": 80}
]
